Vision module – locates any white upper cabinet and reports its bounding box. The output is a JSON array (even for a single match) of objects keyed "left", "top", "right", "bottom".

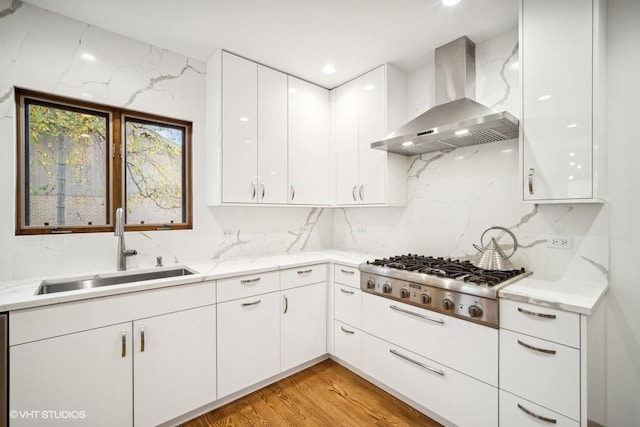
[
  {"left": 521, "top": 0, "right": 606, "bottom": 202},
  {"left": 288, "top": 76, "right": 330, "bottom": 205},
  {"left": 335, "top": 65, "right": 408, "bottom": 206},
  {"left": 221, "top": 53, "right": 258, "bottom": 203},
  {"left": 258, "top": 65, "right": 289, "bottom": 204}
]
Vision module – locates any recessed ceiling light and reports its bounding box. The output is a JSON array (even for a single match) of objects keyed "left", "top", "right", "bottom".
[
  {"left": 240, "top": 117, "right": 249, "bottom": 122},
  {"left": 402, "top": 141, "right": 414, "bottom": 147},
  {"left": 569, "top": 162, "right": 575, "bottom": 166},
  {"left": 567, "top": 123, "right": 577, "bottom": 128},
  {"left": 322, "top": 64, "right": 336, "bottom": 74},
  {"left": 363, "top": 84, "right": 375, "bottom": 91},
  {"left": 568, "top": 175, "right": 575, "bottom": 180},
  {"left": 454, "top": 156, "right": 465, "bottom": 160},
  {"left": 538, "top": 94, "right": 552, "bottom": 101},
  {"left": 442, "top": 0, "right": 461, "bottom": 5},
  {"left": 509, "top": 61, "right": 520, "bottom": 70},
  {"left": 288, "top": 87, "right": 297, "bottom": 94},
  {"left": 80, "top": 52, "right": 97, "bottom": 62},
  {"left": 576, "top": 165, "right": 583, "bottom": 169},
  {"left": 569, "top": 152, "right": 575, "bottom": 157},
  {"left": 455, "top": 129, "right": 469, "bottom": 136},
  {"left": 502, "top": 148, "right": 513, "bottom": 153}
]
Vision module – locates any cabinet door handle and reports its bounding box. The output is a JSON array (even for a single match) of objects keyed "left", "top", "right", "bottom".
[
  {"left": 121, "top": 329, "right": 127, "bottom": 358},
  {"left": 261, "top": 183, "right": 265, "bottom": 200},
  {"left": 340, "top": 268, "right": 355, "bottom": 275},
  {"left": 358, "top": 184, "right": 364, "bottom": 201},
  {"left": 251, "top": 182, "right": 257, "bottom": 200},
  {"left": 290, "top": 185, "right": 295, "bottom": 201},
  {"left": 240, "top": 277, "right": 261, "bottom": 284},
  {"left": 340, "top": 326, "right": 355, "bottom": 335},
  {"left": 390, "top": 305, "right": 444, "bottom": 324},
  {"left": 352, "top": 185, "right": 358, "bottom": 201},
  {"left": 340, "top": 288, "right": 355, "bottom": 295},
  {"left": 283, "top": 295, "right": 288, "bottom": 314},
  {"left": 517, "top": 307, "right": 556, "bottom": 319},
  {"left": 517, "top": 339, "right": 557, "bottom": 355},
  {"left": 528, "top": 168, "right": 535, "bottom": 195},
  {"left": 241, "top": 299, "right": 261, "bottom": 307},
  {"left": 297, "top": 269, "right": 312, "bottom": 275},
  {"left": 140, "top": 325, "right": 145, "bottom": 353},
  {"left": 389, "top": 349, "right": 444, "bottom": 376},
  {"left": 517, "top": 403, "right": 557, "bottom": 424}
]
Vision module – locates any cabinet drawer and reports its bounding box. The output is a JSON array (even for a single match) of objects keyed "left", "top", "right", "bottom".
[
  {"left": 280, "top": 264, "right": 327, "bottom": 290},
  {"left": 362, "top": 332, "right": 498, "bottom": 427},
  {"left": 217, "top": 271, "right": 279, "bottom": 302},
  {"left": 10, "top": 281, "right": 216, "bottom": 345},
  {"left": 334, "top": 283, "right": 361, "bottom": 328},
  {"left": 334, "top": 264, "right": 359, "bottom": 288},
  {"left": 500, "top": 328, "right": 580, "bottom": 420},
  {"left": 334, "top": 321, "right": 361, "bottom": 370},
  {"left": 500, "top": 390, "right": 579, "bottom": 427},
  {"left": 500, "top": 299, "right": 579, "bottom": 347},
  {"left": 362, "top": 293, "right": 498, "bottom": 386}
]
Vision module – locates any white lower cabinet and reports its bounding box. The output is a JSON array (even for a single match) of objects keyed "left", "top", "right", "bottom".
[
  {"left": 362, "top": 332, "right": 498, "bottom": 427},
  {"left": 10, "top": 323, "right": 133, "bottom": 427},
  {"left": 133, "top": 305, "right": 217, "bottom": 427},
  {"left": 333, "top": 321, "right": 361, "bottom": 370},
  {"left": 281, "top": 282, "right": 327, "bottom": 372},
  {"left": 217, "top": 292, "right": 281, "bottom": 398},
  {"left": 500, "top": 390, "right": 579, "bottom": 427}
]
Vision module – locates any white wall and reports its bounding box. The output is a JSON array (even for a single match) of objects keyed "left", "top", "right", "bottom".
[
  {"left": 333, "top": 28, "right": 609, "bottom": 284},
  {"left": 0, "top": 3, "right": 331, "bottom": 281},
  {"left": 605, "top": 1, "right": 640, "bottom": 425}
]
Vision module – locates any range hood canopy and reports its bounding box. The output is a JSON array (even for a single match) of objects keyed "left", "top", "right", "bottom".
[{"left": 372, "top": 36, "right": 519, "bottom": 156}]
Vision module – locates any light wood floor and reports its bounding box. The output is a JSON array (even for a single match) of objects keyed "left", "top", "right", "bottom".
[{"left": 182, "top": 359, "right": 442, "bottom": 427}]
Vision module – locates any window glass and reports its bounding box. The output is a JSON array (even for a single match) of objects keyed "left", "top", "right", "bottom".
[
  {"left": 124, "top": 117, "right": 186, "bottom": 225},
  {"left": 25, "top": 101, "right": 108, "bottom": 227}
]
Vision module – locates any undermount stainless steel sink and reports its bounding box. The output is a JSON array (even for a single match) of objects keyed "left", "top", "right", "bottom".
[{"left": 35, "top": 267, "right": 197, "bottom": 295}]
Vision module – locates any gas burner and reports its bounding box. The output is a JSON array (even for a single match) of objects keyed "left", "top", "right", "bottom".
[{"left": 360, "top": 254, "right": 532, "bottom": 328}]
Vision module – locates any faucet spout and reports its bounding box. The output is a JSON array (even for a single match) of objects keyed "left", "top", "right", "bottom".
[{"left": 115, "top": 208, "right": 137, "bottom": 271}]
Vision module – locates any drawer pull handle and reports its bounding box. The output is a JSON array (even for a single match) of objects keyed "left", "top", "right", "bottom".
[
  {"left": 240, "top": 277, "right": 261, "bottom": 284},
  {"left": 241, "top": 299, "right": 261, "bottom": 307},
  {"left": 297, "top": 269, "right": 312, "bottom": 275},
  {"left": 340, "top": 288, "right": 355, "bottom": 295},
  {"left": 517, "top": 403, "right": 557, "bottom": 424},
  {"left": 283, "top": 295, "right": 288, "bottom": 314},
  {"left": 389, "top": 349, "right": 444, "bottom": 376},
  {"left": 340, "top": 269, "right": 355, "bottom": 275},
  {"left": 390, "top": 305, "right": 444, "bottom": 324},
  {"left": 340, "top": 326, "right": 355, "bottom": 335},
  {"left": 528, "top": 168, "right": 535, "bottom": 195},
  {"left": 517, "top": 307, "right": 556, "bottom": 319},
  {"left": 352, "top": 185, "right": 358, "bottom": 202},
  {"left": 517, "top": 339, "right": 557, "bottom": 355},
  {"left": 121, "top": 329, "right": 127, "bottom": 358},
  {"left": 140, "top": 325, "right": 145, "bottom": 353}
]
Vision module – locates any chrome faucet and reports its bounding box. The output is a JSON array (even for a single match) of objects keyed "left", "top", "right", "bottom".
[{"left": 115, "top": 208, "right": 137, "bottom": 271}]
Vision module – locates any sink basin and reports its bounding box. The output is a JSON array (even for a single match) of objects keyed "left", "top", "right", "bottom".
[{"left": 35, "top": 267, "right": 197, "bottom": 295}]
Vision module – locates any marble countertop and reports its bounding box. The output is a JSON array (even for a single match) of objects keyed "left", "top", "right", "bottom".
[
  {"left": 498, "top": 277, "right": 608, "bottom": 315},
  {"left": 0, "top": 250, "right": 372, "bottom": 312}
]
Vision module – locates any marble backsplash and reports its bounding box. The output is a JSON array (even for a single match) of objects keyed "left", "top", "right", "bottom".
[
  {"left": 333, "top": 28, "right": 609, "bottom": 284},
  {"left": 0, "top": 4, "right": 608, "bottom": 285},
  {"left": 0, "top": 3, "right": 331, "bottom": 280}
]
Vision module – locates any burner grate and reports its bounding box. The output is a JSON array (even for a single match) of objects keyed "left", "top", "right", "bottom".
[{"left": 367, "top": 254, "right": 525, "bottom": 287}]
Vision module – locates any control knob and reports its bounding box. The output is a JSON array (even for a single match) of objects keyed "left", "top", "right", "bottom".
[
  {"left": 366, "top": 278, "right": 375, "bottom": 289},
  {"left": 382, "top": 283, "right": 392, "bottom": 294},
  {"left": 421, "top": 293, "right": 432, "bottom": 304},
  {"left": 442, "top": 298, "right": 455, "bottom": 311},
  {"left": 468, "top": 305, "right": 484, "bottom": 318},
  {"left": 400, "top": 289, "right": 410, "bottom": 299}
]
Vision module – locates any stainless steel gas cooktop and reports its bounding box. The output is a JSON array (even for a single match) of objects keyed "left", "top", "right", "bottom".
[{"left": 359, "top": 254, "right": 532, "bottom": 328}]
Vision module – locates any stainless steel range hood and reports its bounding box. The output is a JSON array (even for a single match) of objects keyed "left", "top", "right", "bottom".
[{"left": 372, "top": 36, "right": 519, "bottom": 156}]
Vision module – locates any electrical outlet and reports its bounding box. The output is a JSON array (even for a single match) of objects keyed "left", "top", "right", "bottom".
[
  {"left": 547, "top": 236, "right": 573, "bottom": 249},
  {"left": 356, "top": 226, "right": 367, "bottom": 234}
]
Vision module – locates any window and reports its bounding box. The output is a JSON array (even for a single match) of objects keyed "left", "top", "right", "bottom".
[{"left": 16, "top": 88, "right": 192, "bottom": 235}]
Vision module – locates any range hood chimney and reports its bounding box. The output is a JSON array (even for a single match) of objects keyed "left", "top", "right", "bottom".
[{"left": 372, "top": 36, "right": 519, "bottom": 156}]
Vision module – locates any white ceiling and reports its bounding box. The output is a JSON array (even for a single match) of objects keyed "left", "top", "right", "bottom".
[{"left": 23, "top": 0, "right": 518, "bottom": 89}]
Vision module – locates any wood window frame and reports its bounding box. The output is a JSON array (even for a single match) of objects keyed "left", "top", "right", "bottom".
[{"left": 15, "top": 87, "right": 193, "bottom": 235}]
